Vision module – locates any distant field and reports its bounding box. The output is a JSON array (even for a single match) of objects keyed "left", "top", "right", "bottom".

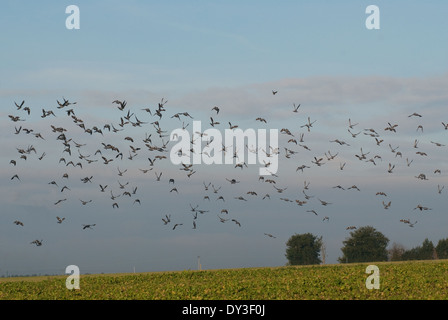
[{"left": 1, "top": 260, "right": 447, "bottom": 299}]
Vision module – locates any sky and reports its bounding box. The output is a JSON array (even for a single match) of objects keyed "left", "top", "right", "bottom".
[{"left": 0, "top": 1, "right": 448, "bottom": 276}]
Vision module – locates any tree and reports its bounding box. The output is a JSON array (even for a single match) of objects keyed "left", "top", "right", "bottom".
[
  {"left": 436, "top": 238, "right": 448, "bottom": 259},
  {"left": 401, "top": 247, "right": 420, "bottom": 261},
  {"left": 285, "top": 233, "right": 322, "bottom": 265},
  {"left": 388, "top": 242, "right": 406, "bottom": 261},
  {"left": 338, "top": 226, "right": 389, "bottom": 263},
  {"left": 402, "top": 238, "right": 435, "bottom": 261},
  {"left": 420, "top": 238, "right": 435, "bottom": 260}
]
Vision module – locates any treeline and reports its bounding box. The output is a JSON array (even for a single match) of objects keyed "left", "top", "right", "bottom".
[
  {"left": 286, "top": 226, "right": 448, "bottom": 266},
  {"left": 0, "top": 273, "right": 56, "bottom": 278},
  {"left": 388, "top": 238, "right": 448, "bottom": 261}
]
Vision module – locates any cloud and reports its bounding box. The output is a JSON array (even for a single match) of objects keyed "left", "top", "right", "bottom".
[{"left": 171, "top": 73, "right": 448, "bottom": 120}]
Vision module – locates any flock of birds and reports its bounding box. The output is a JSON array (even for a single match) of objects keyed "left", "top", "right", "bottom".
[{"left": 5, "top": 92, "right": 447, "bottom": 248}]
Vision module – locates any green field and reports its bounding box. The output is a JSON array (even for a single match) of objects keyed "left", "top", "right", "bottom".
[{"left": 1, "top": 260, "right": 447, "bottom": 300}]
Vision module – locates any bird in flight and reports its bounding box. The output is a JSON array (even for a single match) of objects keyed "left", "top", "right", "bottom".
[
  {"left": 118, "top": 181, "right": 129, "bottom": 189},
  {"left": 217, "top": 215, "right": 229, "bottom": 223},
  {"left": 228, "top": 122, "right": 238, "bottom": 129},
  {"left": 49, "top": 180, "right": 59, "bottom": 187},
  {"left": 355, "top": 148, "right": 370, "bottom": 161},
  {"left": 330, "top": 139, "right": 350, "bottom": 146},
  {"left": 311, "top": 156, "right": 325, "bottom": 166},
  {"left": 161, "top": 214, "right": 171, "bottom": 225},
  {"left": 211, "top": 106, "right": 220, "bottom": 114},
  {"left": 348, "top": 129, "right": 361, "bottom": 138},
  {"left": 15, "top": 100, "right": 25, "bottom": 110},
  {"left": 415, "top": 173, "right": 428, "bottom": 180},
  {"left": 348, "top": 118, "right": 358, "bottom": 129},
  {"left": 273, "top": 186, "right": 287, "bottom": 193},
  {"left": 57, "top": 97, "right": 76, "bottom": 108},
  {"left": 301, "top": 117, "right": 317, "bottom": 132},
  {"left": 387, "top": 163, "right": 395, "bottom": 173},
  {"left": 375, "top": 138, "right": 384, "bottom": 146},
  {"left": 408, "top": 221, "right": 418, "bottom": 228},
  {"left": 296, "top": 164, "right": 310, "bottom": 172},
  {"left": 172, "top": 223, "right": 183, "bottom": 230},
  {"left": 200, "top": 182, "right": 210, "bottom": 192},
  {"left": 31, "top": 239, "right": 43, "bottom": 246},
  {"left": 303, "top": 181, "right": 310, "bottom": 190},
  {"left": 210, "top": 117, "right": 220, "bottom": 127},
  {"left": 113, "top": 100, "right": 127, "bottom": 110},
  {"left": 384, "top": 122, "right": 398, "bottom": 132},
  {"left": 82, "top": 224, "right": 96, "bottom": 230},
  {"left": 54, "top": 199, "right": 67, "bottom": 205},
  {"left": 416, "top": 151, "right": 427, "bottom": 156},
  {"left": 431, "top": 141, "right": 445, "bottom": 147},
  {"left": 80, "top": 199, "right": 92, "bottom": 205},
  {"left": 414, "top": 204, "right": 431, "bottom": 211},
  {"left": 318, "top": 199, "right": 332, "bottom": 206},
  {"left": 302, "top": 190, "right": 314, "bottom": 200},
  {"left": 231, "top": 219, "right": 241, "bottom": 227}
]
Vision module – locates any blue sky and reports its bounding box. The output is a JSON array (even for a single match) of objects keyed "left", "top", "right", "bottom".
[{"left": 1, "top": 1, "right": 447, "bottom": 276}]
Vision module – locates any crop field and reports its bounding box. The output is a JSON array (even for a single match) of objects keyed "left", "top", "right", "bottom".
[{"left": 0, "top": 260, "right": 447, "bottom": 300}]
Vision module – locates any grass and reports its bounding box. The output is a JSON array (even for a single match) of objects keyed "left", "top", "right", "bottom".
[{"left": 1, "top": 260, "right": 448, "bottom": 300}]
